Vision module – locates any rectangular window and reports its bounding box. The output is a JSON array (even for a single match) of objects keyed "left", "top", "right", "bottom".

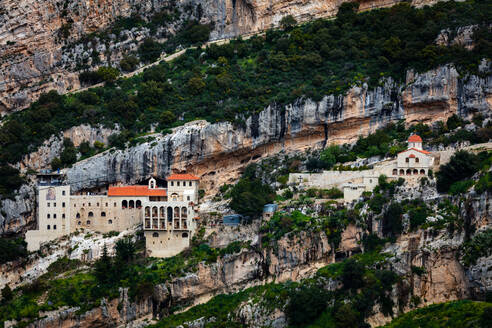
[
  {"left": 106, "top": 203, "right": 108, "bottom": 207},
  {"left": 62, "top": 191, "right": 66, "bottom": 196},
  {"left": 53, "top": 214, "right": 56, "bottom": 218},
  {"left": 97, "top": 203, "right": 99, "bottom": 207},
  {"left": 114, "top": 202, "right": 117, "bottom": 207},
  {"left": 74, "top": 204, "right": 76, "bottom": 207},
  {"left": 88, "top": 202, "right": 91, "bottom": 206},
  {"left": 53, "top": 202, "right": 56, "bottom": 207},
  {"left": 53, "top": 225, "right": 57, "bottom": 230},
  {"left": 62, "top": 202, "right": 65, "bottom": 207},
  {"left": 47, "top": 203, "right": 50, "bottom": 207},
  {"left": 177, "top": 181, "right": 180, "bottom": 186},
  {"left": 189, "top": 181, "right": 192, "bottom": 186},
  {"left": 62, "top": 214, "right": 65, "bottom": 219},
  {"left": 171, "top": 181, "right": 174, "bottom": 186},
  {"left": 187, "top": 196, "right": 190, "bottom": 201}
]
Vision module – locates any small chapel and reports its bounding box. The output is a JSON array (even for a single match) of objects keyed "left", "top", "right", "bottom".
[{"left": 393, "top": 134, "right": 434, "bottom": 176}]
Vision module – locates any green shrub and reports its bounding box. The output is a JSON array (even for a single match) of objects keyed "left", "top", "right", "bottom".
[
  {"left": 448, "top": 180, "right": 474, "bottom": 195},
  {"left": 0, "top": 238, "right": 27, "bottom": 264},
  {"left": 436, "top": 151, "right": 480, "bottom": 193},
  {"left": 120, "top": 55, "right": 139, "bottom": 72},
  {"left": 460, "top": 229, "right": 492, "bottom": 266}
]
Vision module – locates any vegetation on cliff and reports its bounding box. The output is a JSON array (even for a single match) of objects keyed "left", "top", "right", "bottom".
[
  {"left": 1, "top": 0, "right": 491, "bottom": 197},
  {"left": 380, "top": 300, "right": 491, "bottom": 328}
]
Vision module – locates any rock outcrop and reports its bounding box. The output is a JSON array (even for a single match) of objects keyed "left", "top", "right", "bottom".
[
  {"left": 1, "top": 64, "right": 490, "bottom": 236},
  {"left": 0, "top": 0, "right": 438, "bottom": 114}
]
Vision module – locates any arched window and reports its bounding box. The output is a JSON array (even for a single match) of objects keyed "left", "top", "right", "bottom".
[
  {"left": 153, "top": 232, "right": 159, "bottom": 238},
  {"left": 129, "top": 200, "right": 135, "bottom": 209},
  {"left": 108, "top": 219, "right": 113, "bottom": 224},
  {"left": 86, "top": 220, "right": 91, "bottom": 225},
  {"left": 53, "top": 214, "right": 57, "bottom": 219},
  {"left": 171, "top": 193, "right": 178, "bottom": 201},
  {"left": 182, "top": 232, "right": 189, "bottom": 238},
  {"left": 76, "top": 213, "right": 80, "bottom": 218},
  {"left": 101, "top": 212, "right": 106, "bottom": 217},
  {"left": 62, "top": 190, "right": 66, "bottom": 196},
  {"left": 406, "top": 169, "right": 411, "bottom": 175},
  {"left": 53, "top": 225, "right": 57, "bottom": 230},
  {"left": 47, "top": 214, "right": 50, "bottom": 219},
  {"left": 160, "top": 207, "right": 165, "bottom": 218},
  {"left": 62, "top": 202, "right": 66, "bottom": 207},
  {"left": 145, "top": 206, "right": 150, "bottom": 217},
  {"left": 399, "top": 169, "right": 404, "bottom": 175},
  {"left": 122, "top": 200, "right": 128, "bottom": 209},
  {"left": 78, "top": 221, "right": 81, "bottom": 225},
  {"left": 167, "top": 207, "right": 173, "bottom": 221},
  {"left": 420, "top": 169, "right": 425, "bottom": 175},
  {"left": 62, "top": 214, "right": 65, "bottom": 219},
  {"left": 136, "top": 200, "right": 142, "bottom": 208},
  {"left": 152, "top": 206, "right": 158, "bottom": 217},
  {"left": 181, "top": 207, "right": 187, "bottom": 218},
  {"left": 415, "top": 157, "right": 420, "bottom": 163},
  {"left": 88, "top": 212, "right": 94, "bottom": 217},
  {"left": 413, "top": 169, "right": 418, "bottom": 175},
  {"left": 114, "top": 202, "right": 117, "bottom": 207},
  {"left": 177, "top": 181, "right": 180, "bottom": 187},
  {"left": 47, "top": 225, "right": 50, "bottom": 230},
  {"left": 174, "top": 207, "right": 180, "bottom": 218},
  {"left": 405, "top": 157, "right": 409, "bottom": 163},
  {"left": 189, "top": 181, "right": 192, "bottom": 186},
  {"left": 393, "top": 169, "right": 398, "bottom": 175},
  {"left": 106, "top": 203, "right": 108, "bottom": 207}
]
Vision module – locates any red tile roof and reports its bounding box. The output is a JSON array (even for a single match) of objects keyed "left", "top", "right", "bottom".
[
  {"left": 408, "top": 134, "right": 423, "bottom": 142},
  {"left": 166, "top": 173, "right": 200, "bottom": 181},
  {"left": 107, "top": 185, "right": 167, "bottom": 197},
  {"left": 399, "top": 148, "right": 432, "bottom": 155}
]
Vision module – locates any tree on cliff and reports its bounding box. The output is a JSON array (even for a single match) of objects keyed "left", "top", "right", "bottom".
[{"left": 229, "top": 164, "right": 275, "bottom": 218}]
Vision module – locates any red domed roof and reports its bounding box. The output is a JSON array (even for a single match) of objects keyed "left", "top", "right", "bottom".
[{"left": 408, "top": 134, "right": 423, "bottom": 142}]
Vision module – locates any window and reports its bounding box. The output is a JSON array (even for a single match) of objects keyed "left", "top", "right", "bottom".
[
  {"left": 189, "top": 181, "right": 192, "bottom": 186},
  {"left": 53, "top": 214, "right": 56, "bottom": 219},
  {"left": 108, "top": 219, "right": 113, "bottom": 224},
  {"left": 86, "top": 220, "right": 91, "bottom": 225},
  {"left": 53, "top": 225, "right": 57, "bottom": 230},
  {"left": 53, "top": 202, "right": 56, "bottom": 207},
  {"left": 76, "top": 213, "right": 80, "bottom": 218},
  {"left": 62, "top": 190, "right": 66, "bottom": 196},
  {"left": 78, "top": 221, "right": 81, "bottom": 225},
  {"left": 114, "top": 202, "right": 117, "bottom": 207},
  {"left": 47, "top": 225, "right": 50, "bottom": 230},
  {"left": 47, "top": 203, "right": 50, "bottom": 207},
  {"left": 101, "top": 212, "right": 106, "bottom": 217},
  {"left": 97, "top": 203, "right": 99, "bottom": 207},
  {"left": 182, "top": 233, "right": 188, "bottom": 238},
  {"left": 415, "top": 157, "right": 420, "bottom": 163},
  {"left": 122, "top": 200, "right": 127, "bottom": 208},
  {"left": 47, "top": 214, "right": 50, "bottom": 219},
  {"left": 74, "top": 204, "right": 76, "bottom": 207},
  {"left": 153, "top": 232, "right": 159, "bottom": 238},
  {"left": 62, "top": 202, "right": 65, "bottom": 208},
  {"left": 88, "top": 202, "right": 91, "bottom": 206},
  {"left": 88, "top": 212, "right": 94, "bottom": 217},
  {"left": 187, "top": 196, "right": 190, "bottom": 201},
  {"left": 62, "top": 214, "right": 65, "bottom": 219},
  {"left": 171, "top": 181, "right": 174, "bottom": 186},
  {"left": 106, "top": 203, "right": 108, "bottom": 207},
  {"left": 177, "top": 181, "right": 180, "bottom": 186},
  {"left": 405, "top": 157, "right": 409, "bottom": 163}
]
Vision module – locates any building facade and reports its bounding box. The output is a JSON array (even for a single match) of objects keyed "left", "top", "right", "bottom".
[
  {"left": 142, "top": 174, "right": 200, "bottom": 258},
  {"left": 26, "top": 174, "right": 201, "bottom": 258},
  {"left": 392, "top": 134, "right": 434, "bottom": 176}
]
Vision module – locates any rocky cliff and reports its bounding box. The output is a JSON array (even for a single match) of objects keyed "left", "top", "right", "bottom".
[
  {"left": 1, "top": 63, "right": 490, "bottom": 236},
  {"left": 8, "top": 189, "right": 490, "bottom": 328},
  {"left": 0, "top": 0, "right": 439, "bottom": 114}
]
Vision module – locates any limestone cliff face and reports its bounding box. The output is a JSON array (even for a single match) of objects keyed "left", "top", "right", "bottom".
[
  {"left": 65, "top": 65, "right": 491, "bottom": 194},
  {"left": 1, "top": 64, "right": 490, "bottom": 236},
  {"left": 0, "top": 0, "right": 437, "bottom": 114},
  {"left": 14, "top": 190, "right": 491, "bottom": 328}
]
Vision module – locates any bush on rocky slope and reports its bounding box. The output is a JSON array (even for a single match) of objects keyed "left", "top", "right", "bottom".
[{"left": 380, "top": 300, "right": 492, "bottom": 328}]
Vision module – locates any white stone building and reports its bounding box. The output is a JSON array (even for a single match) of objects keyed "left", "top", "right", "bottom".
[{"left": 26, "top": 174, "right": 201, "bottom": 258}]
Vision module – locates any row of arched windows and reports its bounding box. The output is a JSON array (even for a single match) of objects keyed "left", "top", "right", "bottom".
[
  {"left": 122, "top": 200, "right": 142, "bottom": 209},
  {"left": 75, "top": 211, "right": 106, "bottom": 218},
  {"left": 76, "top": 219, "right": 113, "bottom": 226},
  {"left": 152, "top": 232, "right": 188, "bottom": 238},
  {"left": 393, "top": 169, "right": 426, "bottom": 176},
  {"left": 144, "top": 206, "right": 187, "bottom": 219}
]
